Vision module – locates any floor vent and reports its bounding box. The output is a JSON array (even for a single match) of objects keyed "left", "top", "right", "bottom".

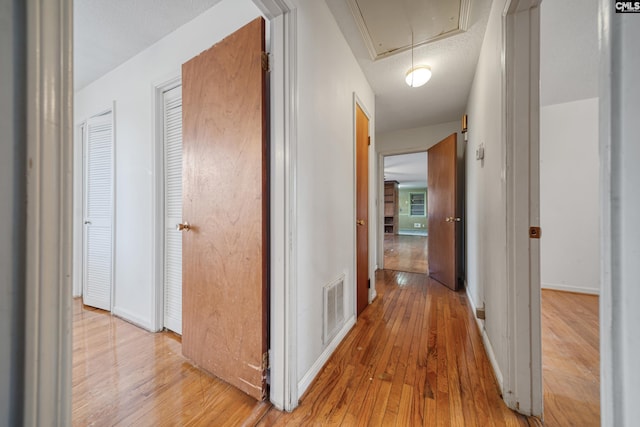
[{"left": 323, "top": 275, "right": 345, "bottom": 345}]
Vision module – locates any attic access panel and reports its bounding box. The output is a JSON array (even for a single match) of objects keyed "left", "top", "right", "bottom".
[{"left": 348, "top": 0, "right": 471, "bottom": 60}]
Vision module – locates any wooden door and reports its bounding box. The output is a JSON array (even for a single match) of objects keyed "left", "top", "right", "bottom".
[
  {"left": 181, "top": 17, "right": 268, "bottom": 401},
  {"left": 427, "top": 133, "right": 458, "bottom": 290},
  {"left": 356, "top": 104, "right": 369, "bottom": 316},
  {"left": 83, "top": 112, "right": 114, "bottom": 311}
]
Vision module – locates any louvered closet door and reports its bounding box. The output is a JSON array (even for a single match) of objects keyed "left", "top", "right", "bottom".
[
  {"left": 83, "top": 113, "right": 114, "bottom": 311},
  {"left": 163, "top": 85, "right": 183, "bottom": 334}
]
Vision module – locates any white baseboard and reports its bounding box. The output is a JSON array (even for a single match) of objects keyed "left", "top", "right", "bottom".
[
  {"left": 297, "top": 315, "right": 356, "bottom": 397},
  {"left": 112, "top": 306, "right": 154, "bottom": 332},
  {"left": 464, "top": 284, "right": 504, "bottom": 393},
  {"left": 542, "top": 282, "right": 599, "bottom": 295}
]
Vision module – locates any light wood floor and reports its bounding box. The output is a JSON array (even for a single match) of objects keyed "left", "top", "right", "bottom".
[
  {"left": 260, "top": 270, "right": 538, "bottom": 426},
  {"left": 72, "top": 300, "right": 272, "bottom": 426},
  {"left": 383, "top": 233, "right": 428, "bottom": 274},
  {"left": 73, "top": 271, "right": 541, "bottom": 426},
  {"left": 541, "top": 289, "right": 599, "bottom": 426}
]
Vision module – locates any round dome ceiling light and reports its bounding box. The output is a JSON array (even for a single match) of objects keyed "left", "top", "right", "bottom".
[{"left": 405, "top": 65, "right": 432, "bottom": 88}]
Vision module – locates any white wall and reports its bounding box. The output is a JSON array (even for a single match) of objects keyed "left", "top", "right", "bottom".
[
  {"left": 539, "top": 0, "right": 598, "bottom": 107},
  {"left": 464, "top": 0, "right": 509, "bottom": 388},
  {"left": 291, "top": 0, "right": 375, "bottom": 395},
  {"left": 540, "top": 98, "right": 599, "bottom": 294},
  {"left": 539, "top": 0, "right": 599, "bottom": 296},
  {"left": 377, "top": 121, "right": 459, "bottom": 154},
  {"left": 74, "top": 0, "right": 264, "bottom": 329}
]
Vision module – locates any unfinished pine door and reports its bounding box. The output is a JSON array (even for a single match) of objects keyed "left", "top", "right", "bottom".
[{"left": 181, "top": 17, "right": 268, "bottom": 401}]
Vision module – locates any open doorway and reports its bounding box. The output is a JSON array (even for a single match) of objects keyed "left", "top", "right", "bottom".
[
  {"left": 539, "top": 0, "right": 600, "bottom": 424},
  {"left": 382, "top": 152, "right": 428, "bottom": 274}
]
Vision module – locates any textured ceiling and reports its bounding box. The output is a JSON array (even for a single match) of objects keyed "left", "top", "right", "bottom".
[
  {"left": 74, "top": 0, "right": 224, "bottom": 90},
  {"left": 326, "top": 0, "right": 492, "bottom": 134},
  {"left": 384, "top": 152, "right": 427, "bottom": 188},
  {"left": 540, "top": 0, "right": 598, "bottom": 106}
]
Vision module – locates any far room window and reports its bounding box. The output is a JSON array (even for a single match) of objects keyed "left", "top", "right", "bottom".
[{"left": 409, "top": 192, "right": 426, "bottom": 216}]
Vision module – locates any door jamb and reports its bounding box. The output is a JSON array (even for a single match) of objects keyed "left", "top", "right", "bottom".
[
  {"left": 597, "top": 2, "right": 613, "bottom": 425},
  {"left": 252, "top": 0, "right": 299, "bottom": 411},
  {"left": 23, "top": 0, "right": 73, "bottom": 423},
  {"left": 502, "top": 0, "right": 543, "bottom": 417}
]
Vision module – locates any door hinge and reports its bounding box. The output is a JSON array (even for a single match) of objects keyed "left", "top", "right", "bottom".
[
  {"left": 261, "top": 52, "right": 270, "bottom": 72},
  {"left": 262, "top": 350, "right": 269, "bottom": 371},
  {"left": 368, "top": 136, "right": 371, "bottom": 146},
  {"left": 529, "top": 226, "right": 541, "bottom": 239}
]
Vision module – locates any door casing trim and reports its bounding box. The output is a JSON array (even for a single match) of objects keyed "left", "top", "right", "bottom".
[
  {"left": 23, "top": 0, "right": 74, "bottom": 423},
  {"left": 151, "top": 75, "right": 181, "bottom": 332},
  {"left": 502, "top": 0, "right": 543, "bottom": 417},
  {"left": 251, "top": 0, "right": 299, "bottom": 411}
]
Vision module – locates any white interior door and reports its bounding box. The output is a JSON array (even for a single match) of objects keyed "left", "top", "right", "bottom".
[
  {"left": 83, "top": 112, "right": 114, "bottom": 311},
  {"left": 163, "top": 85, "right": 183, "bottom": 334}
]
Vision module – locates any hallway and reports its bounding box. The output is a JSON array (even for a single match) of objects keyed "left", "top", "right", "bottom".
[{"left": 260, "top": 270, "right": 538, "bottom": 425}]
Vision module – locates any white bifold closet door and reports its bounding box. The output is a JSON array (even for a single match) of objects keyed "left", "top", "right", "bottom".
[
  {"left": 163, "top": 85, "right": 183, "bottom": 334},
  {"left": 83, "top": 112, "right": 114, "bottom": 311}
]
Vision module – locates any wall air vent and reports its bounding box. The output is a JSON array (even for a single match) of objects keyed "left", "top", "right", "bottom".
[{"left": 323, "top": 275, "right": 345, "bottom": 345}]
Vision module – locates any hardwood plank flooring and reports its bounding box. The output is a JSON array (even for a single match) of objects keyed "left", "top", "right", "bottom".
[
  {"left": 73, "top": 271, "right": 543, "bottom": 425},
  {"left": 541, "top": 289, "right": 599, "bottom": 426},
  {"left": 260, "top": 270, "right": 538, "bottom": 426},
  {"left": 72, "top": 300, "right": 270, "bottom": 426},
  {"left": 384, "top": 233, "right": 428, "bottom": 274}
]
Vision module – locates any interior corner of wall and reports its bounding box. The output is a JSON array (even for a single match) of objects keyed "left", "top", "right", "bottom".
[{"left": 112, "top": 306, "right": 154, "bottom": 332}]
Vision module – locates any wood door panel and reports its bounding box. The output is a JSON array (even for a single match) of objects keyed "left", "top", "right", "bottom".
[
  {"left": 181, "top": 17, "right": 267, "bottom": 401},
  {"left": 356, "top": 104, "right": 369, "bottom": 316},
  {"left": 427, "top": 133, "right": 458, "bottom": 290}
]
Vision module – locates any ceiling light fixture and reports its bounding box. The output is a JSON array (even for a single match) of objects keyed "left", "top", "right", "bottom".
[
  {"left": 405, "top": 66, "right": 432, "bottom": 88},
  {"left": 405, "top": 32, "right": 431, "bottom": 88}
]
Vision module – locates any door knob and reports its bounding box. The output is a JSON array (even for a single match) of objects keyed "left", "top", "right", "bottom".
[
  {"left": 356, "top": 219, "right": 365, "bottom": 226},
  {"left": 445, "top": 217, "right": 461, "bottom": 222},
  {"left": 176, "top": 222, "right": 191, "bottom": 232}
]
